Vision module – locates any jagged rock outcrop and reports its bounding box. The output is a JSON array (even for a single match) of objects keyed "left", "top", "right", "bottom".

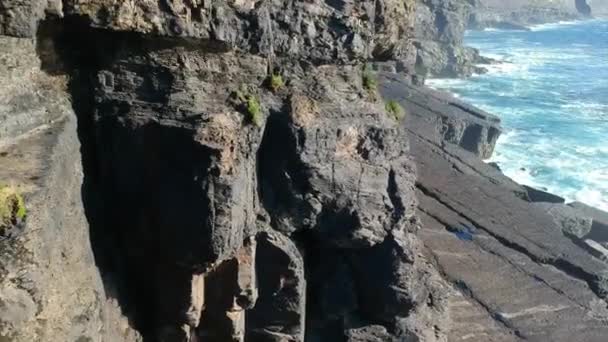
[
  {"left": 413, "top": 0, "right": 490, "bottom": 78},
  {"left": 380, "top": 73, "right": 501, "bottom": 159},
  {"left": 1, "top": 1, "right": 450, "bottom": 342}
]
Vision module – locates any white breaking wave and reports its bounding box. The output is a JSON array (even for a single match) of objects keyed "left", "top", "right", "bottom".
[
  {"left": 483, "top": 61, "right": 528, "bottom": 75},
  {"left": 530, "top": 20, "right": 583, "bottom": 31},
  {"left": 575, "top": 188, "right": 608, "bottom": 211},
  {"left": 437, "top": 20, "right": 608, "bottom": 212}
]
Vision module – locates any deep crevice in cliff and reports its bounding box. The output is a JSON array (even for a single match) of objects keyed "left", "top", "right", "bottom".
[
  {"left": 257, "top": 107, "right": 312, "bottom": 230},
  {"left": 35, "top": 16, "right": 146, "bottom": 335},
  {"left": 33, "top": 17, "right": 228, "bottom": 340}
]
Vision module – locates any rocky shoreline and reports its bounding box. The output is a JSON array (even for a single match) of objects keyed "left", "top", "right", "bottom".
[
  {"left": 0, "top": 1, "right": 607, "bottom": 342},
  {"left": 413, "top": 0, "right": 603, "bottom": 79},
  {"left": 380, "top": 73, "right": 608, "bottom": 341}
]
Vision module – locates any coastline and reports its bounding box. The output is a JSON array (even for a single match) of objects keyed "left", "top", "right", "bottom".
[
  {"left": 425, "top": 18, "right": 608, "bottom": 212},
  {"left": 378, "top": 70, "right": 608, "bottom": 340}
]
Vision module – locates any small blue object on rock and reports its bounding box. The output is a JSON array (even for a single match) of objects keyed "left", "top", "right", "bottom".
[{"left": 449, "top": 223, "right": 476, "bottom": 242}]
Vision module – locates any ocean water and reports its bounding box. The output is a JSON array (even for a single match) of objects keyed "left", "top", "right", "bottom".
[{"left": 428, "top": 19, "right": 608, "bottom": 211}]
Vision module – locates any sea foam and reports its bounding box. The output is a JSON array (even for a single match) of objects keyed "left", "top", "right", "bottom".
[{"left": 432, "top": 19, "right": 608, "bottom": 211}]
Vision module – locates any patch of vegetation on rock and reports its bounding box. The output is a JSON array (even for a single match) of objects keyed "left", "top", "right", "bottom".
[
  {"left": 232, "top": 88, "right": 263, "bottom": 127},
  {"left": 385, "top": 100, "right": 406, "bottom": 121},
  {"left": 0, "top": 185, "right": 26, "bottom": 235},
  {"left": 246, "top": 95, "right": 263, "bottom": 127},
  {"left": 362, "top": 70, "right": 377, "bottom": 92},
  {"left": 269, "top": 73, "right": 284, "bottom": 92}
]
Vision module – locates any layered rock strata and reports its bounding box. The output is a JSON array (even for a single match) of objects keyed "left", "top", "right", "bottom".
[{"left": 0, "top": 34, "right": 141, "bottom": 341}]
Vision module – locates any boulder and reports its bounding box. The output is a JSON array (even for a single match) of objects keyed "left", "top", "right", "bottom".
[
  {"left": 570, "top": 202, "right": 608, "bottom": 243},
  {"left": 533, "top": 203, "right": 593, "bottom": 238}
]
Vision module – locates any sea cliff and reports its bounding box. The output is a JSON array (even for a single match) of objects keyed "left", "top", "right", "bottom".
[
  {"left": 413, "top": 0, "right": 603, "bottom": 79},
  {"left": 0, "top": 1, "right": 607, "bottom": 342}
]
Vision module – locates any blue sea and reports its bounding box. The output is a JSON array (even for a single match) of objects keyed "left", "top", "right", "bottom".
[{"left": 428, "top": 19, "right": 608, "bottom": 211}]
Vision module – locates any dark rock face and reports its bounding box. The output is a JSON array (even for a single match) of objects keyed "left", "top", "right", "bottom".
[
  {"left": 246, "top": 231, "right": 305, "bottom": 342},
  {"left": 258, "top": 79, "right": 417, "bottom": 248},
  {"left": 0, "top": 31, "right": 142, "bottom": 341},
  {"left": 413, "top": 0, "right": 489, "bottom": 78},
  {"left": 576, "top": 0, "right": 593, "bottom": 16},
  {"left": 58, "top": 0, "right": 414, "bottom": 66}
]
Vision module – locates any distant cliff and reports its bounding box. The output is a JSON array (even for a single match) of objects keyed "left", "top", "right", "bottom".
[
  {"left": 413, "top": 0, "right": 598, "bottom": 79},
  {"left": 413, "top": 0, "right": 490, "bottom": 79},
  {"left": 469, "top": 0, "right": 587, "bottom": 29}
]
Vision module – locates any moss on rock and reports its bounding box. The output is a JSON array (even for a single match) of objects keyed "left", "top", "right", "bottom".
[
  {"left": 385, "top": 100, "right": 406, "bottom": 121},
  {"left": 0, "top": 185, "right": 26, "bottom": 233}
]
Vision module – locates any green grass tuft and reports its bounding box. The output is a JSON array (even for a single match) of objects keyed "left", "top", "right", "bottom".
[
  {"left": 247, "top": 95, "right": 263, "bottom": 127},
  {"left": 270, "top": 73, "right": 284, "bottom": 92},
  {"left": 0, "top": 185, "right": 26, "bottom": 231},
  {"left": 231, "top": 87, "right": 264, "bottom": 127},
  {"left": 362, "top": 71, "right": 378, "bottom": 92},
  {"left": 385, "top": 100, "right": 406, "bottom": 121}
]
